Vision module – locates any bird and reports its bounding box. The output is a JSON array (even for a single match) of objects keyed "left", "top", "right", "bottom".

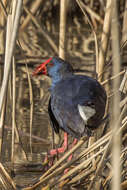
[{"left": 33, "top": 57, "right": 107, "bottom": 156}]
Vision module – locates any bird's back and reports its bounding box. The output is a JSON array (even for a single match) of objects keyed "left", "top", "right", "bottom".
[{"left": 50, "top": 74, "right": 107, "bottom": 138}]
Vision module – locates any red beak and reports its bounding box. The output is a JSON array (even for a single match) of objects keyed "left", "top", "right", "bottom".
[{"left": 32, "top": 57, "right": 52, "bottom": 76}]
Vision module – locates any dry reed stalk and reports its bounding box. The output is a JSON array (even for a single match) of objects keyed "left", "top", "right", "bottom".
[
  {"left": 12, "top": 0, "right": 17, "bottom": 23},
  {"left": 0, "top": 101, "right": 6, "bottom": 155},
  {"left": 12, "top": 60, "right": 27, "bottom": 161},
  {"left": 24, "top": 0, "right": 31, "bottom": 5},
  {"left": 11, "top": 59, "right": 27, "bottom": 161},
  {"left": 59, "top": 0, "right": 67, "bottom": 59},
  {"left": 88, "top": 104, "right": 127, "bottom": 189},
  {"left": 121, "top": 180, "right": 127, "bottom": 190},
  {"left": 119, "top": 70, "right": 127, "bottom": 94},
  {"left": 0, "top": 0, "right": 7, "bottom": 54},
  {"left": 68, "top": 167, "right": 95, "bottom": 185},
  {"left": 103, "top": 147, "right": 127, "bottom": 188},
  {"left": 88, "top": 140, "right": 111, "bottom": 189},
  {"left": 4, "top": 125, "right": 50, "bottom": 144},
  {"left": 22, "top": 118, "right": 127, "bottom": 190},
  {"left": 11, "top": 57, "right": 16, "bottom": 163},
  {"left": 21, "top": 0, "right": 43, "bottom": 30},
  {"left": 22, "top": 137, "right": 87, "bottom": 190},
  {"left": 101, "top": 70, "right": 125, "bottom": 86},
  {"left": 25, "top": 147, "right": 105, "bottom": 190},
  {"left": 42, "top": 132, "right": 110, "bottom": 181},
  {"left": 11, "top": 59, "right": 28, "bottom": 162},
  {"left": 64, "top": 118, "right": 126, "bottom": 185},
  {"left": 59, "top": 146, "right": 106, "bottom": 182},
  {"left": 59, "top": 120, "right": 127, "bottom": 189},
  {"left": 88, "top": 136, "right": 96, "bottom": 169},
  {"left": 23, "top": 5, "right": 58, "bottom": 54},
  {"left": 90, "top": 90, "right": 127, "bottom": 188},
  {"left": 111, "top": 1, "right": 121, "bottom": 190},
  {"left": 82, "top": 3, "right": 103, "bottom": 25},
  {"left": 59, "top": 179, "right": 69, "bottom": 189},
  {"left": 99, "top": 37, "right": 127, "bottom": 81},
  {"left": 23, "top": 132, "right": 111, "bottom": 189},
  {"left": 0, "top": 0, "right": 7, "bottom": 17},
  {"left": 76, "top": 0, "right": 99, "bottom": 77},
  {"left": 120, "top": 96, "right": 127, "bottom": 108},
  {"left": 39, "top": 137, "right": 86, "bottom": 179},
  {"left": 76, "top": 131, "right": 110, "bottom": 160},
  {"left": 122, "top": 0, "right": 127, "bottom": 44},
  {"left": 0, "top": 0, "right": 22, "bottom": 115},
  {"left": 0, "top": 173, "right": 8, "bottom": 189},
  {"left": 98, "top": 0, "right": 112, "bottom": 81},
  {"left": 43, "top": 159, "right": 91, "bottom": 188},
  {"left": 4, "top": 0, "right": 26, "bottom": 163},
  {"left": 25, "top": 64, "right": 33, "bottom": 155},
  {"left": 11, "top": 0, "right": 17, "bottom": 163},
  {"left": 122, "top": 115, "right": 127, "bottom": 124},
  {"left": 0, "top": 14, "right": 12, "bottom": 158},
  {"left": 0, "top": 163, "right": 17, "bottom": 189}
]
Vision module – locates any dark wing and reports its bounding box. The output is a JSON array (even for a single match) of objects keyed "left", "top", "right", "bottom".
[
  {"left": 50, "top": 75, "right": 107, "bottom": 138},
  {"left": 48, "top": 98, "right": 59, "bottom": 134},
  {"left": 83, "top": 79, "right": 107, "bottom": 129}
]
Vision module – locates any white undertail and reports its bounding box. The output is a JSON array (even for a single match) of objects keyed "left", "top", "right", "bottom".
[{"left": 78, "top": 104, "right": 96, "bottom": 124}]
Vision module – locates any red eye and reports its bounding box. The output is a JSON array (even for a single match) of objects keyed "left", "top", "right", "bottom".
[
  {"left": 49, "top": 62, "right": 53, "bottom": 67},
  {"left": 42, "top": 66, "right": 47, "bottom": 75}
]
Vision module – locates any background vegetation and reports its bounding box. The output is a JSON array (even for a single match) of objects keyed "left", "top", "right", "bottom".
[{"left": 0, "top": 0, "right": 127, "bottom": 189}]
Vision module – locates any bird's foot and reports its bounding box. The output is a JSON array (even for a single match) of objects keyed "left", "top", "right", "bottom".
[
  {"left": 64, "top": 138, "right": 78, "bottom": 173},
  {"left": 43, "top": 153, "right": 55, "bottom": 168},
  {"left": 43, "top": 135, "right": 78, "bottom": 172},
  {"left": 50, "top": 132, "right": 68, "bottom": 156},
  {"left": 49, "top": 145, "right": 67, "bottom": 155},
  {"left": 43, "top": 133, "right": 68, "bottom": 167}
]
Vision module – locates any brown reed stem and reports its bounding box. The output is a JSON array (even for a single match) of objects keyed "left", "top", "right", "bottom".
[
  {"left": 21, "top": 0, "right": 43, "bottom": 30},
  {"left": 23, "top": 5, "right": 58, "bottom": 54},
  {"left": 0, "top": 0, "right": 22, "bottom": 115},
  {"left": 59, "top": 0, "right": 67, "bottom": 59},
  {"left": 111, "top": 0, "right": 121, "bottom": 189},
  {"left": 98, "top": 0, "right": 112, "bottom": 81},
  {"left": 121, "top": 0, "right": 127, "bottom": 44}
]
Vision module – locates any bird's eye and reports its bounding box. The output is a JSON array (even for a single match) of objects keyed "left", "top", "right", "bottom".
[
  {"left": 42, "top": 66, "right": 47, "bottom": 75},
  {"left": 48, "top": 62, "right": 53, "bottom": 67}
]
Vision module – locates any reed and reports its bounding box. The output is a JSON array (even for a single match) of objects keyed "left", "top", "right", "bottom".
[
  {"left": 59, "top": 0, "right": 67, "bottom": 59},
  {"left": 111, "top": 0, "right": 121, "bottom": 190},
  {"left": 0, "top": 1, "right": 126, "bottom": 189}
]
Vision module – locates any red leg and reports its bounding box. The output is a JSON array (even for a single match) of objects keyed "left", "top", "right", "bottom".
[
  {"left": 68, "top": 138, "right": 78, "bottom": 160},
  {"left": 64, "top": 138, "right": 78, "bottom": 174},
  {"left": 50, "top": 132, "right": 68, "bottom": 155},
  {"left": 44, "top": 134, "right": 77, "bottom": 170}
]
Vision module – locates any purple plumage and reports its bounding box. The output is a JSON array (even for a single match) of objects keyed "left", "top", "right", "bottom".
[{"left": 34, "top": 57, "right": 107, "bottom": 139}]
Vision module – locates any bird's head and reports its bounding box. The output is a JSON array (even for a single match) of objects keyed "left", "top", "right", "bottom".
[{"left": 33, "top": 57, "right": 73, "bottom": 79}]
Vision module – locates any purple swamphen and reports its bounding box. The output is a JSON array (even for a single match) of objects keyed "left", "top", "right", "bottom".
[{"left": 33, "top": 57, "right": 107, "bottom": 155}]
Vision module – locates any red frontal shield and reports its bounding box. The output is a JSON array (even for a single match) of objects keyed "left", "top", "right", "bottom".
[{"left": 33, "top": 57, "right": 52, "bottom": 75}]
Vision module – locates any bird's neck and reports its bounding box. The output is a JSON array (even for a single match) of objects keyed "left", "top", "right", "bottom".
[{"left": 51, "top": 72, "right": 73, "bottom": 89}]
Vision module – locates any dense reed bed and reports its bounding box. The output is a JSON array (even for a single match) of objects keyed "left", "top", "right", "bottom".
[{"left": 0, "top": 0, "right": 127, "bottom": 189}]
